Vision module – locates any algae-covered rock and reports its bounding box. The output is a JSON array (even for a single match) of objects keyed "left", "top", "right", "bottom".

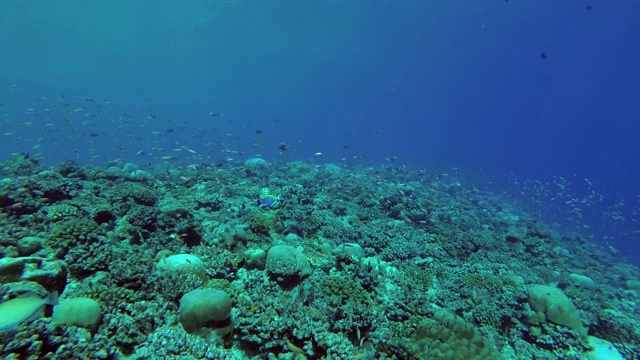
[
  {"left": 324, "top": 163, "right": 343, "bottom": 175},
  {"left": 17, "top": 236, "right": 43, "bottom": 256},
  {"left": 266, "top": 245, "right": 310, "bottom": 284},
  {"left": 244, "top": 157, "right": 267, "bottom": 169},
  {"left": 156, "top": 254, "right": 206, "bottom": 278},
  {"left": 0, "top": 257, "right": 67, "bottom": 293},
  {"left": 569, "top": 273, "right": 595, "bottom": 289},
  {"left": 179, "top": 288, "right": 233, "bottom": 336},
  {"left": 585, "top": 335, "right": 624, "bottom": 360},
  {"left": 332, "top": 243, "right": 365, "bottom": 262},
  {"left": 625, "top": 279, "right": 640, "bottom": 291},
  {"left": 244, "top": 249, "right": 267, "bottom": 270},
  {"left": 159, "top": 197, "right": 190, "bottom": 218},
  {"left": 53, "top": 297, "right": 102, "bottom": 330},
  {"left": 528, "top": 284, "right": 587, "bottom": 336}
]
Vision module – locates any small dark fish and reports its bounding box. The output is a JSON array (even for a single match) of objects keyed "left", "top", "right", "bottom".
[
  {"left": 585, "top": 5, "right": 592, "bottom": 11},
  {"left": 255, "top": 130, "right": 263, "bottom": 134},
  {"left": 343, "top": 144, "right": 350, "bottom": 149},
  {"left": 540, "top": 52, "right": 548, "bottom": 59},
  {"left": 165, "top": 128, "right": 175, "bottom": 133},
  {"left": 279, "top": 142, "right": 289, "bottom": 151}
]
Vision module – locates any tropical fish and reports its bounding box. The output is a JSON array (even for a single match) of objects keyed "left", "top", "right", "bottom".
[
  {"left": 0, "top": 291, "right": 58, "bottom": 331},
  {"left": 258, "top": 194, "right": 281, "bottom": 209}
]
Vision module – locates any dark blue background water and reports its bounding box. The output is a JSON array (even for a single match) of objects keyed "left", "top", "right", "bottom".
[{"left": 1, "top": 1, "right": 639, "bottom": 263}]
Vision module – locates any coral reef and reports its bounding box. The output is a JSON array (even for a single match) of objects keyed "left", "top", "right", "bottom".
[{"left": 0, "top": 156, "right": 638, "bottom": 359}]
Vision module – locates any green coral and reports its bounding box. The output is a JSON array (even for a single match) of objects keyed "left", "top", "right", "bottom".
[
  {"left": 75, "top": 273, "right": 149, "bottom": 309},
  {"left": 323, "top": 275, "right": 371, "bottom": 306},
  {"left": 120, "top": 184, "right": 158, "bottom": 205},
  {"left": 404, "top": 267, "right": 434, "bottom": 290},
  {"left": 407, "top": 309, "right": 504, "bottom": 359},
  {"left": 460, "top": 273, "right": 518, "bottom": 294},
  {"left": 88, "top": 284, "right": 139, "bottom": 307},
  {"left": 0, "top": 153, "right": 40, "bottom": 177},
  {"left": 46, "top": 217, "right": 100, "bottom": 257},
  {"left": 473, "top": 303, "right": 503, "bottom": 328},
  {"left": 46, "top": 203, "right": 80, "bottom": 221},
  {"left": 251, "top": 211, "right": 282, "bottom": 235}
]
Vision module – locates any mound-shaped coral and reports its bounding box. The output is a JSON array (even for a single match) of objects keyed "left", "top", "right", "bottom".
[
  {"left": 407, "top": 309, "right": 504, "bottom": 359},
  {"left": 179, "top": 288, "right": 233, "bottom": 337}
]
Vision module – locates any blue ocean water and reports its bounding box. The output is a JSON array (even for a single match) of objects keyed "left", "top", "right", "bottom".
[
  {"left": 0, "top": 0, "right": 640, "bottom": 359},
  {"left": 0, "top": 3, "right": 638, "bottom": 252}
]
